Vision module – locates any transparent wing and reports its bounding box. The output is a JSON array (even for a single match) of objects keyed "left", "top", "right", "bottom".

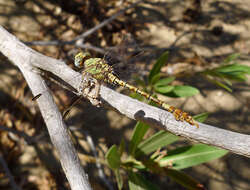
[{"left": 103, "top": 34, "right": 144, "bottom": 80}]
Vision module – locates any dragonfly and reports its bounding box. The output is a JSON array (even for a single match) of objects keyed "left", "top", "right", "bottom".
[{"left": 74, "top": 51, "right": 199, "bottom": 128}]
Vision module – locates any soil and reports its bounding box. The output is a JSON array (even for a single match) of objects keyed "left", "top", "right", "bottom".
[{"left": 0, "top": 0, "right": 249, "bottom": 189}]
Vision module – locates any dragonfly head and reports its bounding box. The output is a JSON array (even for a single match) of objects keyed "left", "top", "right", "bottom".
[{"left": 74, "top": 52, "right": 91, "bottom": 68}]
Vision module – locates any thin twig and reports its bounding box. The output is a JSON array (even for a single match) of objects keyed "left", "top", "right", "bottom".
[
  {"left": 75, "top": 44, "right": 106, "bottom": 54},
  {"left": 25, "top": 41, "right": 106, "bottom": 54},
  {"left": 0, "top": 153, "right": 22, "bottom": 190},
  {"left": 24, "top": 0, "right": 143, "bottom": 49},
  {"left": 85, "top": 131, "right": 114, "bottom": 190},
  {"left": 73, "top": 0, "right": 143, "bottom": 42},
  {"left": 0, "top": 125, "right": 34, "bottom": 144}
]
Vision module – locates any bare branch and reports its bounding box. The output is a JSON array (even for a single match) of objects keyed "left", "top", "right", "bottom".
[
  {"left": 73, "top": 0, "right": 143, "bottom": 41},
  {"left": 85, "top": 131, "right": 114, "bottom": 190},
  {"left": 0, "top": 153, "right": 22, "bottom": 190},
  {"left": 0, "top": 125, "right": 34, "bottom": 144},
  {"left": 101, "top": 88, "right": 250, "bottom": 158},
  {"left": 0, "top": 26, "right": 92, "bottom": 190},
  {"left": 1, "top": 24, "right": 250, "bottom": 161},
  {"left": 24, "top": 0, "right": 143, "bottom": 50}
]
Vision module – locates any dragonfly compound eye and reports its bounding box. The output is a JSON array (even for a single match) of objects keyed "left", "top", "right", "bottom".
[{"left": 74, "top": 52, "right": 91, "bottom": 68}]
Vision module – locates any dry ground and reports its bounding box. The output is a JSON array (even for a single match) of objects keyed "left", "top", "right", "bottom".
[{"left": 0, "top": 0, "right": 249, "bottom": 189}]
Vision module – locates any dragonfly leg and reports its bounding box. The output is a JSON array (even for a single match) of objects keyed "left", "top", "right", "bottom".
[
  {"left": 169, "top": 106, "right": 199, "bottom": 128},
  {"left": 80, "top": 72, "right": 102, "bottom": 107},
  {"left": 91, "top": 80, "right": 100, "bottom": 99},
  {"left": 172, "top": 108, "right": 185, "bottom": 121},
  {"left": 63, "top": 96, "right": 83, "bottom": 119},
  {"left": 86, "top": 78, "right": 101, "bottom": 99}
]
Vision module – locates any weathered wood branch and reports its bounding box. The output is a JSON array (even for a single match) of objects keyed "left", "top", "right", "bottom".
[
  {"left": 1, "top": 25, "right": 250, "bottom": 164},
  {"left": 0, "top": 26, "right": 92, "bottom": 190}
]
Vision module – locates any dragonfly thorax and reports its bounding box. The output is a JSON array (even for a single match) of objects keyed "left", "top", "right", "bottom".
[{"left": 84, "top": 58, "right": 114, "bottom": 81}]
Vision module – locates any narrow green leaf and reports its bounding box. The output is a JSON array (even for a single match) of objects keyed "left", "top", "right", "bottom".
[
  {"left": 233, "top": 74, "right": 247, "bottom": 81},
  {"left": 150, "top": 73, "right": 162, "bottom": 85},
  {"left": 223, "top": 53, "right": 240, "bottom": 64},
  {"left": 149, "top": 51, "right": 169, "bottom": 83},
  {"left": 213, "top": 71, "right": 246, "bottom": 82},
  {"left": 154, "top": 77, "right": 176, "bottom": 87},
  {"left": 159, "top": 144, "right": 228, "bottom": 170},
  {"left": 173, "top": 85, "right": 200, "bottom": 97},
  {"left": 234, "top": 64, "right": 250, "bottom": 74},
  {"left": 211, "top": 79, "right": 232, "bottom": 92},
  {"left": 216, "top": 64, "right": 244, "bottom": 73},
  {"left": 105, "top": 145, "right": 121, "bottom": 170},
  {"left": 165, "top": 168, "right": 205, "bottom": 190},
  {"left": 135, "top": 131, "right": 179, "bottom": 157},
  {"left": 221, "top": 76, "right": 232, "bottom": 86},
  {"left": 204, "top": 63, "right": 250, "bottom": 82},
  {"left": 118, "top": 139, "right": 125, "bottom": 157},
  {"left": 115, "top": 169, "right": 123, "bottom": 190},
  {"left": 154, "top": 85, "right": 174, "bottom": 94},
  {"left": 203, "top": 62, "right": 250, "bottom": 91},
  {"left": 193, "top": 112, "right": 209, "bottom": 123},
  {"left": 129, "top": 122, "right": 150, "bottom": 156},
  {"left": 128, "top": 171, "right": 159, "bottom": 190},
  {"left": 224, "top": 73, "right": 247, "bottom": 81},
  {"left": 214, "top": 64, "right": 250, "bottom": 77}
]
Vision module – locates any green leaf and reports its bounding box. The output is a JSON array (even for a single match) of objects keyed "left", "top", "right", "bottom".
[
  {"left": 223, "top": 53, "right": 240, "bottom": 64},
  {"left": 154, "top": 85, "right": 174, "bottom": 94},
  {"left": 150, "top": 73, "right": 162, "bottom": 85},
  {"left": 149, "top": 51, "right": 169, "bottom": 83},
  {"left": 135, "top": 131, "right": 179, "bottom": 157},
  {"left": 211, "top": 79, "right": 232, "bottom": 92},
  {"left": 165, "top": 168, "right": 205, "bottom": 190},
  {"left": 159, "top": 144, "right": 228, "bottom": 170},
  {"left": 227, "top": 73, "right": 247, "bottom": 81},
  {"left": 221, "top": 76, "right": 232, "bottom": 86},
  {"left": 118, "top": 139, "right": 125, "bottom": 157},
  {"left": 172, "top": 85, "right": 200, "bottom": 97},
  {"left": 128, "top": 171, "right": 159, "bottom": 190},
  {"left": 216, "top": 63, "right": 246, "bottom": 73},
  {"left": 154, "top": 77, "right": 176, "bottom": 87},
  {"left": 193, "top": 112, "right": 209, "bottom": 123},
  {"left": 129, "top": 122, "right": 150, "bottom": 156},
  {"left": 213, "top": 64, "right": 250, "bottom": 80},
  {"left": 235, "top": 64, "right": 250, "bottom": 74},
  {"left": 105, "top": 145, "right": 121, "bottom": 170},
  {"left": 202, "top": 63, "right": 250, "bottom": 91},
  {"left": 115, "top": 169, "right": 123, "bottom": 190}
]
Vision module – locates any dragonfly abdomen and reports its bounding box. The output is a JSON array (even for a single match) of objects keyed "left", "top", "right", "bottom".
[
  {"left": 108, "top": 74, "right": 199, "bottom": 128},
  {"left": 109, "top": 74, "right": 172, "bottom": 110}
]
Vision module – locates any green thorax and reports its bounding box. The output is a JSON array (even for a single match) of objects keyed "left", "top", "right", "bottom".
[{"left": 84, "top": 58, "right": 113, "bottom": 81}]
